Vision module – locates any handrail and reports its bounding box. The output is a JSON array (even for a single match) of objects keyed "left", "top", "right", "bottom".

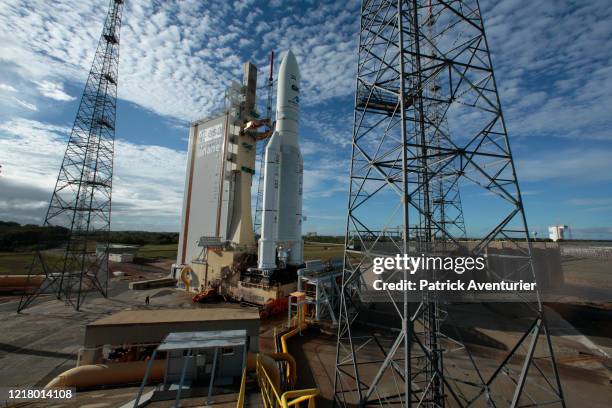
[
  {"left": 236, "top": 366, "right": 247, "bottom": 408},
  {"left": 256, "top": 355, "right": 318, "bottom": 408}
]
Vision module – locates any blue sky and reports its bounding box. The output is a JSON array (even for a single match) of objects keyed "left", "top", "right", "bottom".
[{"left": 0, "top": 0, "right": 611, "bottom": 239}]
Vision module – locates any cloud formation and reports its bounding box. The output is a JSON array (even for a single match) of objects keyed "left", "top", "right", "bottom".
[
  {"left": 0, "top": 0, "right": 611, "bottom": 235},
  {"left": 0, "top": 0, "right": 359, "bottom": 121},
  {"left": 35, "top": 80, "right": 76, "bottom": 102},
  {"left": 0, "top": 118, "right": 186, "bottom": 230}
]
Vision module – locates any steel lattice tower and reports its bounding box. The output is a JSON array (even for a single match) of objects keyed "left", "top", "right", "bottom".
[
  {"left": 334, "top": 1, "right": 565, "bottom": 407},
  {"left": 425, "top": 2, "right": 466, "bottom": 244},
  {"left": 19, "top": 0, "right": 124, "bottom": 312},
  {"left": 254, "top": 52, "right": 276, "bottom": 237}
]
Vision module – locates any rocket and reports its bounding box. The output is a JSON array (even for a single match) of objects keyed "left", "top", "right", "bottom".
[{"left": 258, "top": 50, "right": 303, "bottom": 271}]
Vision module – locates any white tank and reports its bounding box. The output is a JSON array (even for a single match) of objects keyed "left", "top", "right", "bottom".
[{"left": 258, "top": 50, "right": 303, "bottom": 270}]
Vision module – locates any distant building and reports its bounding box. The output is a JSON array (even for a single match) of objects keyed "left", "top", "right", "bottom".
[
  {"left": 109, "top": 253, "right": 134, "bottom": 263},
  {"left": 96, "top": 244, "right": 139, "bottom": 262},
  {"left": 548, "top": 225, "right": 568, "bottom": 242},
  {"left": 306, "top": 232, "right": 318, "bottom": 237}
]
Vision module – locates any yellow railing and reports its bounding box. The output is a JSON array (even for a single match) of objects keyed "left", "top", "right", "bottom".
[
  {"left": 236, "top": 366, "right": 247, "bottom": 408},
  {"left": 256, "top": 355, "right": 318, "bottom": 408}
]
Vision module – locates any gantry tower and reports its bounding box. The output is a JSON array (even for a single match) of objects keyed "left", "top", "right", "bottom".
[
  {"left": 19, "top": 0, "right": 124, "bottom": 312},
  {"left": 254, "top": 52, "right": 276, "bottom": 237},
  {"left": 334, "top": 1, "right": 565, "bottom": 407},
  {"left": 425, "top": 2, "right": 466, "bottom": 244}
]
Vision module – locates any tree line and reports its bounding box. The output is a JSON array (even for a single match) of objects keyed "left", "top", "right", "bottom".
[{"left": 0, "top": 221, "right": 179, "bottom": 251}]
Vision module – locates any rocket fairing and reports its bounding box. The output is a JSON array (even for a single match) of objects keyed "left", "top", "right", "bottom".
[{"left": 258, "top": 50, "right": 304, "bottom": 271}]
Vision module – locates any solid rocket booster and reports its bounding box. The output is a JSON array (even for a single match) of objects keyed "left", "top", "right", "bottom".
[{"left": 258, "top": 50, "right": 303, "bottom": 270}]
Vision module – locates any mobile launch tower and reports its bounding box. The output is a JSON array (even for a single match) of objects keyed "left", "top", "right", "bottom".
[{"left": 175, "top": 52, "right": 303, "bottom": 305}]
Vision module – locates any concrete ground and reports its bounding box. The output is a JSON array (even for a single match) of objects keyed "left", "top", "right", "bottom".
[
  {"left": 0, "top": 255, "right": 611, "bottom": 407},
  {"left": 287, "top": 326, "right": 612, "bottom": 408},
  {"left": 0, "top": 279, "right": 199, "bottom": 387}
]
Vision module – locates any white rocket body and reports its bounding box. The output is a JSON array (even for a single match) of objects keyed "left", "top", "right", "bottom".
[{"left": 258, "top": 51, "right": 303, "bottom": 270}]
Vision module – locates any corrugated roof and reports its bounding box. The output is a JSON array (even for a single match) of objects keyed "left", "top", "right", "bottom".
[{"left": 157, "top": 329, "right": 247, "bottom": 351}]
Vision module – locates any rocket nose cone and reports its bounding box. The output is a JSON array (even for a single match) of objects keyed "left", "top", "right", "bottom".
[{"left": 280, "top": 50, "right": 300, "bottom": 80}]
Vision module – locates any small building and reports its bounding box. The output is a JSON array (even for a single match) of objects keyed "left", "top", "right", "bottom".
[
  {"left": 96, "top": 243, "right": 139, "bottom": 260},
  {"left": 80, "top": 307, "right": 260, "bottom": 365},
  {"left": 161, "top": 330, "right": 246, "bottom": 384},
  {"left": 132, "top": 330, "right": 247, "bottom": 406},
  {"left": 109, "top": 253, "right": 134, "bottom": 263},
  {"left": 548, "top": 225, "right": 568, "bottom": 242}
]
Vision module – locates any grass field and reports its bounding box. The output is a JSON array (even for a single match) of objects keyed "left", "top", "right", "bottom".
[
  {"left": 303, "top": 242, "right": 344, "bottom": 260},
  {"left": 0, "top": 251, "right": 34, "bottom": 275},
  {"left": 0, "top": 244, "right": 179, "bottom": 275},
  {"left": 134, "top": 242, "right": 344, "bottom": 261},
  {"left": 0, "top": 241, "right": 344, "bottom": 275},
  {"left": 137, "top": 244, "right": 178, "bottom": 260}
]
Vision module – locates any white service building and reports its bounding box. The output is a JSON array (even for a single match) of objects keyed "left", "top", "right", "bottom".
[
  {"left": 176, "top": 62, "right": 259, "bottom": 291},
  {"left": 548, "top": 225, "right": 568, "bottom": 242}
]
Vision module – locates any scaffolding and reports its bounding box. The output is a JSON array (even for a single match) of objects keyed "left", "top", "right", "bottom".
[
  {"left": 297, "top": 259, "right": 343, "bottom": 324},
  {"left": 18, "top": 0, "right": 124, "bottom": 312},
  {"left": 334, "top": 1, "right": 565, "bottom": 407},
  {"left": 253, "top": 52, "right": 276, "bottom": 237}
]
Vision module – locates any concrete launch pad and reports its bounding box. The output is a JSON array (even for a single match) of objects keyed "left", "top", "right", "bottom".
[{"left": 0, "top": 265, "right": 610, "bottom": 407}]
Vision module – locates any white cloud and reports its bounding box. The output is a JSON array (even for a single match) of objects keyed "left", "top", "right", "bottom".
[
  {"left": 1, "top": 0, "right": 612, "bottom": 234},
  {"left": 0, "top": 0, "right": 360, "bottom": 122},
  {"left": 234, "top": 0, "right": 255, "bottom": 13},
  {"left": 0, "top": 118, "right": 185, "bottom": 230},
  {"left": 12, "top": 97, "right": 38, "bottom": 111},
  {"left": 35, "top": 80, "right": 75, "bottom": 101},
  {"left": 0, "top": 83, "right": 16, "bottom": 92},
  {"left": 483, "top": 0, "right": 612, "bottom": 141}
]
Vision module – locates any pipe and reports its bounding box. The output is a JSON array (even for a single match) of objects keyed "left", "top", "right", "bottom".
[
  {"left": 0, "top": 275, "right": 44, "bottom": 290},
  {"left": 280, "top": 322, "right": 307, "bottom": 385},
  {"left": 45, "top": 352, "right": 289, "bottom": 391},
  {"left": 45, "top": 360, "right": 165, "bottom": 389}
]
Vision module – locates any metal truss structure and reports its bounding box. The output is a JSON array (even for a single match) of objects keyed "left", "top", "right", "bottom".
[
  {"left": 254, "top": 52, "right": 276, "bottom": 237},
  {"left": 254, "top": 136, "right": 269, "bottom": 236},
  {"left": 19, "top": 0, "right": 124, "bottom": 312},
  {"left": 426, "top": 9, "right": 466, "bottom": 244},
  {"left": 298, "top": 259, "right": 344, "bottom": 324},
  {"left": 334, "top": 1, "right": 565, "bottom": 407}
]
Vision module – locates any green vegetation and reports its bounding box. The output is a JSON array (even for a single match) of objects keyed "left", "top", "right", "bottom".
[
  {"left": 304, "top": 235, "right": 344, "bottom": 244},
  {"left": 0, "top": 221, "right": 178, "bottom": 251},
  {"left": 0, "top": 221, "right": 69, "bottom": 251},
  {"left": 0, "top": 220, "right": 181, "bottom": 274},
  {"left": 0, "top": 219, "right": 338, "bottom": 271},
  {"left": 0, "top": 251, "right": 35, "bottom": 275},
  {"left": 133, "top": 242, "right": 342, "bottom": 262},
  {"left": 137, "top": 244, "right": 178, "bottom": 260},
  {"left": 107, "top": 231, "right": 179, "bottom": 246},
  {"left": 303, "top": 242, "right": 344, "bottom": 260}
]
